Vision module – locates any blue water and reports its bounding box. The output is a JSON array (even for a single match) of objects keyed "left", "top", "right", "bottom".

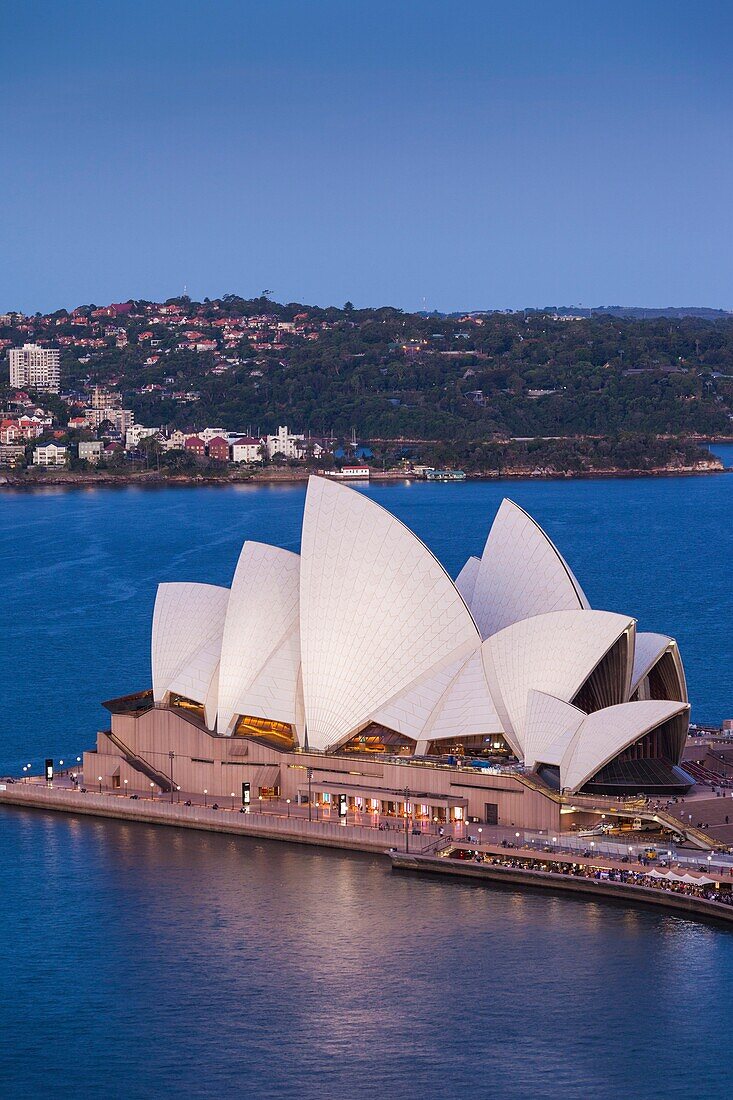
[
  {"left": 1, "top": 473, "right": 731, "bottom": 775},
  {"left": 709, "top": 441, "right": 733, "bottom": 468},
  {"left": 2, "top": 475, "right": 733, "bottom": 1098}
]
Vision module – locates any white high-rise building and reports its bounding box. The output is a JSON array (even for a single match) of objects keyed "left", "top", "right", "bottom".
[{"left": 8, "top": 344, "right": 61, "bottom": 393}]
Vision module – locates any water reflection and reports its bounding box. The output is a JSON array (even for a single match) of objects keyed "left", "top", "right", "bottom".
[{"left": 3, "top": 807, "right": 732, "bottom": 1097}]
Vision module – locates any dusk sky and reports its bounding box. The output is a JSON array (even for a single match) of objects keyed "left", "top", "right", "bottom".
[{"left": 3, "top": 0, "right": 732, "bottom": 313}]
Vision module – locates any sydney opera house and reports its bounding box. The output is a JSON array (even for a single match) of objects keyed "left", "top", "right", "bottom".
[{"left": 87, "top": 476, "right": 692, "bottom": 831}]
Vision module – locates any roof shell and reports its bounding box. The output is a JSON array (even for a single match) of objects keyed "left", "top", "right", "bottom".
[
  {"left": 630, "top": 632, "right": 687, "bottom": 702},
  {"left": 455, "top": 556, "right": 481, "bottom": 607},
  {"left": 421, "top": 649, "right": 505, "bottom": 746},
  {"left": 523, "top": 690, "right": 586, "bottom": 770},
  {"left": 482, "top": 608, "right": 635, "bottom": 752},
  {"left": 369, "top": 653, "right": 469, "bottom": 742},
  {"left": 217, "top": 541, "right": 300, "bottom": 736},
  {"left": 471, "top": 499, "right": 589, "bottom": 639},
  {"left": 561, "top": 699, "right": 690, "bottom": 793},
  {"left": 168, "top": 636, "right": 222, "bottom": 729},
  {"left": 630, "top": 632, "right": 672, "bottom": 693},
  {"left": 299, "top": 476, "right": 480, "bottom": 751},
  {"left": 151, "top": 581, "right": 229, "bottom": 704}
]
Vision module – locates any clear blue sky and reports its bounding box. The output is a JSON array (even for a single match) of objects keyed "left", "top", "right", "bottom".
[{"left": 2, "top": 0, "right": 732, "bottom": 313}]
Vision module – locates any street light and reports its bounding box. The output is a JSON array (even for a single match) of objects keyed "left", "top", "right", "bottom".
[
  {"left": 258, "top": 794, "right": 263, "bottom": 814},
  {"left": 307, "top": 767, "right": 313, "bottom": 822},
  {"left": 204, "top": 788, "right": 208, "bottom": 808},
  {"left": 403, "top": 787, "right": 410, "bottom": 853},
  {"left": 98, "top": 775, "right": 103, "bottom": 794},
  {"left": 286, "top": 798, "right": 291, "bottom": 818},
  {"left": 124, "top": 779, "right": 128, "bottom": 795},
  {"left": 150, "top": 782, "right": 155, "bottom": 799},
  {"left": 231, "top": 792, "right": 236, "bottom": 810}
]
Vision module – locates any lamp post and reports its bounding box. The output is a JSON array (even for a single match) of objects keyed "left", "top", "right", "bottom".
[
  {"left": 98, "top": 775, "right": 103, "bottom": 794},
  {"left": 403, "top": 787, "right": 410, "bottom": 853},
  {"left": 169, "top": 751, "right": 175, "bottom": 804},
  {"left": 124, "top": 779, "right": 128, "bottom": 796},
  {"left": 307, "top": 767, "right": 313, "bottom": 822},
  {"left": 286, "top": 798, "right": 291, "bottom": 819},
  {"left": 204, "top": 788, "right": 208, "bottom": 808},
  {"left": 231, "top": 792, "right": 236, "bottom": 811},
  {"left": 258, "top": 794, "right": 263, "bottom": 815},
  {"left": 150, "top": 782, "right": 155, "bottom": 800}
]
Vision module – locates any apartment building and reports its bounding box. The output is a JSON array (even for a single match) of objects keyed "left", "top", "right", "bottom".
[
  {"left": 8, "top": 344, "right": 61, "bottom": 393},
  {"left": 32, "top": 443, "right": 68, "bottom": 467}
]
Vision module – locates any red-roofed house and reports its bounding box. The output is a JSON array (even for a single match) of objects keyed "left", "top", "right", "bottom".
[
  {"left": 0, "top": 419, "right": 20, "bottom": 443},
  {"left": 184, "top": 435, "right": 206, "bottom": 457},
  {"left": 207, "top": 436, "right": 230, "bottom": 462}
]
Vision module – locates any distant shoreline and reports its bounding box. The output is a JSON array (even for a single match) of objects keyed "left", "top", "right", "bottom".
[{"left": 0, "top": 461, "right": 726, "bottom": 492}]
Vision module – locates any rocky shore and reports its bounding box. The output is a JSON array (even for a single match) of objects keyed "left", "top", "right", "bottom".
[{"left": 0, "top": 457, "right": 724, "bottom": 491}]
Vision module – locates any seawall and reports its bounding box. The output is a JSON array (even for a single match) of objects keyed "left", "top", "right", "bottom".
[
  {"left": 391, "top": 852, "right": 733, "bottom": 927},
  {"left": 0, "top": 784, "right": 415, "bottom": 855},
  {"left": 6, "top": 784, "right": 733, "bottom": 929}
]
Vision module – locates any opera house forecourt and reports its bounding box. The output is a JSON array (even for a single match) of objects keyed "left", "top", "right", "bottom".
[{"left": 85, "top": 476, "right": 693, "bottom": 833}]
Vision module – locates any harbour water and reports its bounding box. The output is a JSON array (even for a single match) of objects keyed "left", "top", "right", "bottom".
[{"left": 2, "top": 468, "right": 733, "bottom": 1097}]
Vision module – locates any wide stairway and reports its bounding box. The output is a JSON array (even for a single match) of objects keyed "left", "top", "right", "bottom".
[{"left": 105, "top": 731, "right": 175, "bottom": 793}]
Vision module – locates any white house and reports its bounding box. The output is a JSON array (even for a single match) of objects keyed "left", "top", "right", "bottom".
[
  {"left": 33, "top": 443, "right": 68, "bottom": 467},
  {"left": 125, "top": 425, "right": 159, "bottom": 450},
  {"left": 231, "top": 436, "right": 264, "bottom": 464}
]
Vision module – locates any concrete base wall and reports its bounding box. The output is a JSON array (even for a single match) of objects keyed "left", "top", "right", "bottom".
[
  {"left": 84, "top": 705, "right": 561, "bottom": 832},
  {"left": 0, "top": 784, "right": 431, "bottom": 854},
  {"left": 391, "top": 853, "right": 733, "bottom": 927}
]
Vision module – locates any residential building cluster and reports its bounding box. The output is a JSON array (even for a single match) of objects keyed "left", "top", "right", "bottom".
[{"left": 2, "top": 299, "right": 337, "bottom": 408}]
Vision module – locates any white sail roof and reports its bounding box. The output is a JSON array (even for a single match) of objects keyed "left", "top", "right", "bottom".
[
  {"left": 370, "top": 654, "right": 469, "bottom": 742},
  {"left": 151, "top": 581, "right": 229, "bottom": 703},
  {"left": 523, "top": 690, "right": 586, "bottom": 770},
  {"left": 455, "top": 556, "right": 481, "bottom": 607},
  {"left": 423, "top": 650, "right": 506, "bottom": 745},
  {"left": 167, "top": 636, "right": 222, "bottom": 729},
  {"left": 471, "top": 499, "right": 590, "bottom": 639},
  {"left": 630, "top": 632, "right": 687, "bottom": 702},
  {"left": 300, "top": 476, "right": 480, "bottom": 751},
  {"left": 561, "top": 699, "right": 690, "bottom": 793},
  {"left": 630, "top": 632, "right": 672, "bottom": 694},
  {"left": 233, "top": 626, "right": 301, "bottom": 729},
  {"left": 217, "top": 541, "right": 300, "bottom": 735},
  {"left": 482, "top": 608, "right": 634, "bottom": 752}
]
